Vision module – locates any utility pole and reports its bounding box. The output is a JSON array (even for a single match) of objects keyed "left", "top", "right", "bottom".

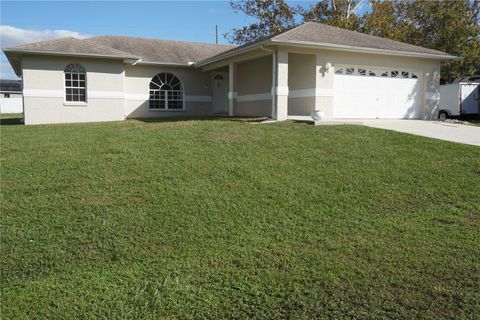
[{"left": 215, "top": 25, "right": 218, "bottom": 45}]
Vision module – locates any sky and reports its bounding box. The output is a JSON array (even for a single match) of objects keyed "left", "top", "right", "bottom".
[{"left": 0, "top": 1, "right": 369, "bottom": 79}]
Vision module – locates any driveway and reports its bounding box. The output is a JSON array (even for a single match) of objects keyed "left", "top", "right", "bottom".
[{"left": 363, "top": 120, "right": 480, "bottom": 146}]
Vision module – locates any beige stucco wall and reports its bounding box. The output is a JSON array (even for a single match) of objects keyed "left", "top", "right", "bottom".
[
  {"left": 22, "top": 55, "right": 125, "bottom": 125},
  {"left": 235, "top": 55, "right": 272, "bottom": 116},
  {"left": 288, "top": 53, "right": 315, "bottom": 116},
  {"left": 124, "top": 64, "right": 212, "bottom": 118}
]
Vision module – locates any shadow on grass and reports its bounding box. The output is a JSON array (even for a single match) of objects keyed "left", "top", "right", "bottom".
[
  {"left": 131, "top": 116, "right": 268, "bottom": 124},
  {"left": 290, "top": 120, "right": 314, "bottom": 125},
  {"left": 0, "top": 115, "right": 23, "bottom": 126}
]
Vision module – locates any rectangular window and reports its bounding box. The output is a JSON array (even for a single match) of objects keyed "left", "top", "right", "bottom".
[
  {"left": 65, "top": 72, "right": 86, "bottom": 102},
  {"left": 149, "top": 90, "right": 183, "bottom": 110}
]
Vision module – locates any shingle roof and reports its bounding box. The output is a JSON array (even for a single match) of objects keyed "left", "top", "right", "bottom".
[
  {"left": 3, "top": 21, "right": 454, "bottom": 75},
  {"left": 197, "top": 22, "right": 455, "bottom": 66},
  {"left": 88, "top": 36, "right": 234, "bottom": 65},
  {"left": 4, "top": 37, "right": 138, "bottom": 59},
  {"left": 271, "top": 22, "right": 450, "bottom": 57}
]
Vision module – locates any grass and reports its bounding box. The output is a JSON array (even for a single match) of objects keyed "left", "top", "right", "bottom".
[{"left": 1, "top": 115, "right": 479, "bottom": 319}]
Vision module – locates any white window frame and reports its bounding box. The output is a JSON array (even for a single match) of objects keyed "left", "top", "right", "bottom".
[
  {"left": 149, "top": 73, "right": 185, "bottom": 111},
  {"left": 334, "top": 65, "right": 420, "bottom": 79},
  {"left": 64, "top": 63, "right": 87, "bottom": 105}
]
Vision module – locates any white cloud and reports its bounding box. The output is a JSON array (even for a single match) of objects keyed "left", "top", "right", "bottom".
[
  {"left": 1, "top": 25, "right": 90, "bottom": 79},
  {"left": 1, "top": 25, "right": 90, "bottom": 48}
]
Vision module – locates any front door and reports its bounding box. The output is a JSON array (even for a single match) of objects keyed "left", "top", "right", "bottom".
[{"left": 211, "top": 72, "right": 228, "bottom": 114}]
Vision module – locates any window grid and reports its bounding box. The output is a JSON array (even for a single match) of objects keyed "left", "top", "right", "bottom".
[
  {"left": 64, "top": 63, "right": 86, "bottom": 102},
  {"left": 335, "top": 67, "right": 419, "bottom": 79},
  {"left": 149, "top": 73, "right": 184, "bottom": 110}
]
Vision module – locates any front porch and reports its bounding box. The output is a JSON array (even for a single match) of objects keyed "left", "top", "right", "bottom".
[{"left": 203, "top": 48, "right": 334, "bottom": 121}]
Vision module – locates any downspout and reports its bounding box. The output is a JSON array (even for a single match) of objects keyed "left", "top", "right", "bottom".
[
  {"left": 261, "top": 45, "right": 276, "bottom": 119},
  {"left": 20, "top": 57, "right": 25, "bottom": 124}
]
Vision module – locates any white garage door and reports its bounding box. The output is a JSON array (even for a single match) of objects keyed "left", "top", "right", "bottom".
[{"left": 333, "top": 67, "right": 421, "bottom": 119}]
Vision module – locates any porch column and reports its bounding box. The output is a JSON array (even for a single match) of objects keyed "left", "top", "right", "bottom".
[
  {"left": 228, "top": 63, "right": 237, "bottom": 116},
  {"left": 272, "top": 50, "right": 289, "bottom": 121}
]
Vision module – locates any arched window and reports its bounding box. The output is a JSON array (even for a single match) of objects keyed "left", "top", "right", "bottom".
[
  {"left": 149, "top": 73, "right": 183, "bottom": 110},
  {"left": 64, "top": 63, "right": 86, "bottom": 102}
]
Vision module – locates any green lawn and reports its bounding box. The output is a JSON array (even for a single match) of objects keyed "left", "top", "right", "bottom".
[{"left": 1, "top": 115, "right": 479, "bottom": 319}]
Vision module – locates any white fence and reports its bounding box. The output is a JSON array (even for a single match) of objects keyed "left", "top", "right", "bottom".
[{"left": 0, "top": 95, "right": 23, "bottom": 113}]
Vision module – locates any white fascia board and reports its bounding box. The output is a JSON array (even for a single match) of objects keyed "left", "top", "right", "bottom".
[
  {"left": 269, "top": 39, "right": 458, "bottom": 60},
  {"left": 195, "top": 40, "right": 268, "bottom": 67},
  {"left": 135, "top": 61, "right": 192, "bottom": 67},
  {"left": 2, "top": 48, "right": 139, "bottom": 61}
]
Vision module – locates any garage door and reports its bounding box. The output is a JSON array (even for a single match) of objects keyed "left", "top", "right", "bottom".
[{"left": 333, "top": 67, "right": 421, "bottom": 119}]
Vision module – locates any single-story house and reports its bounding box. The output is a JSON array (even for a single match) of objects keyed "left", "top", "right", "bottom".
[
  {"left": 0, "top": 79, "right": 23, "bottom": 114},
  {"left": 3, "top": 22, "right": 456, "bottom": 125}
]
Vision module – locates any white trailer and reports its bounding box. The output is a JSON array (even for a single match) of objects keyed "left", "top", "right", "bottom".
[{"left": 439, "top": 76, "right": 479, "bottom": 120}]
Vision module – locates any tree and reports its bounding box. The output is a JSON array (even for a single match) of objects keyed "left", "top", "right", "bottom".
[
  {"left": 227, "top": 0, "right": 479, "bottom": 82},
  {"left": 225, "top": 0, "right": 299, "bottom": 45},
  {"left": 301, "top": 0, "right": 365, "bottom": 31},
  {"left": 362, "top": 0, "right": 480, "bottom": 83},
  {"left": 360, "top": 0, "right": 416, "bottom": 41}
]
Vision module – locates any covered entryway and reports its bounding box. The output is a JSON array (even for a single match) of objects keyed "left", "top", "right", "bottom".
[
  {"left": 211, "top": 72, "right": 229, "bottom": 114},
  {"left": 333, "top": 67, "right": 421, "bottom": 119}
]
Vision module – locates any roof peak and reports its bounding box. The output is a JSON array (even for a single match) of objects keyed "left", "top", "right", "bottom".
[{"left": 91, "top": 35, "right": 235, "bottom": 48}]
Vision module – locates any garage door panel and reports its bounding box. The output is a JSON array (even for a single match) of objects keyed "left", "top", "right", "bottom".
[{"left": 333, "top": 67, "right": 421, "bottom": 119}]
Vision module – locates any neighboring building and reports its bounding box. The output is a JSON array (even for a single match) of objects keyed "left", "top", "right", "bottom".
[
  {"left": 439, "top": 75, "right": 480, "bottom": 119},
  {"left": 0, "top": 79, "right": 23, "bottom": 114},
  {"left": 3, "top": 22, "right": 456, "bottom": 125}
]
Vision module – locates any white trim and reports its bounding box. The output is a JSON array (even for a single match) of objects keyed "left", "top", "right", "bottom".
[
  {"left": 124, "top": 93, "right": 212, "bottom": 102},
  {"left": 425, "top": 92, "right": 440, "bottom": 100},
  {"left": 227, "top": 91, "right": 237, "bottom": 100},
  {"left": 236, "top": 88, "right": 333, "bottom": 102},
  {"left": 63, "top": 102, "right": 88, "bottom": 107},
  {"left": 23, "top": 89, "right": 63, "bottom": 98},
  {"left": 272, "top": 86, "right": 289, "bottom": 96},
  {"left": 125, "top": 93, "right": 148, "bottom": 101},
  {"left": 137, "top": 61, "right": 191, "bottom": 67},
  {"left": 237, "top": 92, "right": 271, "bottom": 102},
  {"left": 3, "top": 48, "right": 138, "bottom": 60},
  {"left": 23, "top": 89, "right": 123, "bottom": 100},
  {"left": 88, "top": 91, "right": 124, "bottom": 99},
  {"left": 289, "top": 88, "right": 334, "bottom": 98}
]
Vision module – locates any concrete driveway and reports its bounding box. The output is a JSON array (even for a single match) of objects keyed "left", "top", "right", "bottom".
[{"left": 363, "top": 120, "right": 480, "bottom": 146}]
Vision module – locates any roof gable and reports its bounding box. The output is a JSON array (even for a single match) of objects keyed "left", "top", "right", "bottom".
[
  {"left": 4, "top": 37, "right": 138, "bottom": 59},
  {"left": 271, "top": 22, "right": 449, "bottom": 57},
  {"left": 196, "top": 22, "right": 455, "bottom": 66}
]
